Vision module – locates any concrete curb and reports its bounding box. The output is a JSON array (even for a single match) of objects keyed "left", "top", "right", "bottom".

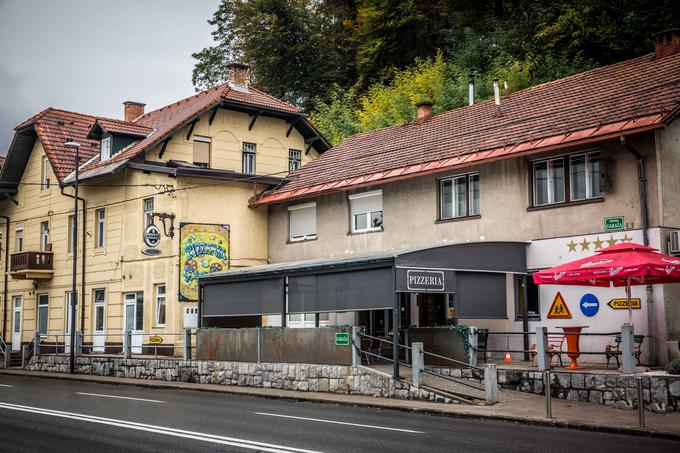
[{"left": 1, "top": 369, "right": 678, "bottom": 441}]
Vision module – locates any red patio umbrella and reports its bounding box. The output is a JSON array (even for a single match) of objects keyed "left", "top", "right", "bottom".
[{"left": 533, "top": 242, "right": 680, "bottom": 324}]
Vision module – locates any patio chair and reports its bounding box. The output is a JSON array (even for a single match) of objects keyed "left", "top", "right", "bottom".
[
  {"left": 605, "top": 334, "right": 644, "bottom": 368},
  {"left": 529, "top": 334, "right": 565, "bottom": 367}
]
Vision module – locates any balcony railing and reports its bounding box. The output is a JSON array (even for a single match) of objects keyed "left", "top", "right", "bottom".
[{"left": 10, "top": 251, "right": 54, "bottom": 275}]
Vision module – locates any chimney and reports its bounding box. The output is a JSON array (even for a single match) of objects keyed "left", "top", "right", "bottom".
[
  {"left": 227, "top": 62, "right": 251, "bottom": 87},
  {"left": 123, "top": 101, "right": 145, "bottom": 122},
  {"left": 468, "top": 76, "right": 475, "bottom": 106},
  {"left": 415, "top": 101, "right": 433, "bottom": 124},
  {"left": 655, "top": 29, "right": 680, "bottom": 59},
  {"left": 493, "top": 80, "right": 502, "bottom": 117},
  {"left": 503, "top": 80, "right": 509, "bottom": 96}
]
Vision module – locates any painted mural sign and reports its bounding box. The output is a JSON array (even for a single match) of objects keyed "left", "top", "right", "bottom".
[
  {"left": 547, "top": 292, "right": 572, "bottom": 319},
  {"left": 179, "top": 223, "right": 230, "bottom": 301}
]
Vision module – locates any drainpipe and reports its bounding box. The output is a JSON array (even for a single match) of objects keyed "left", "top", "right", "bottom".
[
  {"left": 0, "top": 211, "right": 9, "bottom": 344},
  {"left": 60, "top": 185, "right": 87, "bottom": 334},
  {"left": 620, "top": 136, "right": 655, "bottom": 365}
]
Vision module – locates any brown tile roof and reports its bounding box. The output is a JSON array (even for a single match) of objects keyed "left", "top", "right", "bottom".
[
  {"left": 258, "top": 52, "right": 680, "bottom": 205},
  {"left": 90, "top": 118, "right": 153, "bottom": 138}
]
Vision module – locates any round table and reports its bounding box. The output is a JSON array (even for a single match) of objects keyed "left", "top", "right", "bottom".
[{"left": 557, "top": 326, "right": 589, "bottom": 369}]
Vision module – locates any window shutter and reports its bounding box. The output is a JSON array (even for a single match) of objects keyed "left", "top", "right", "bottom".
[
  {"left": 350, "top": 191, "right": 382, "bottom": 217},
  {"left": 193, "top": 140, "right": 210, "bottom": 164},
  {"left": 289, "top": 204, "right": 316, "bottom": 239}
]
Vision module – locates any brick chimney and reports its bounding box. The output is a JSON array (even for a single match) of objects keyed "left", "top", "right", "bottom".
[
  {"left": 123, "top": 101, "right": 145, "bottom": 122},
  {"left": 415, "top": 101, "right": 433, "bottom": 124},
  {"left": 655, "top": 29, "right": 680, "bottom": 59},
  {"left": 227, "top": 63, "right": 250, "bottom": 87}
]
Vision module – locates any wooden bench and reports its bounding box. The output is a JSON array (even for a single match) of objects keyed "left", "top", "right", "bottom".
[
  {"left": 529, "top": 334, "right": 566, "bottom": 367},
  {"left": 605, "top": 334, "right": 644, "bottom": 368}
]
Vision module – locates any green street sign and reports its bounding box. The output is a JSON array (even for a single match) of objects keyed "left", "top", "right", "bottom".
[
  {"left": 335, "top": 332, "right": 350, "bottom": 347},
  {"left": 604, "top": 216, "right": 624, "bottom": 232}
]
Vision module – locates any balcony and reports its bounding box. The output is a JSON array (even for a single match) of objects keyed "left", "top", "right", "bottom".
[{"left": 10, "top": 251, "right": 54, "bottom": 279}]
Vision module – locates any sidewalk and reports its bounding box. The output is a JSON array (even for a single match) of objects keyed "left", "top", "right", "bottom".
[{"left": 1, "top": 369, "right": 679, "bottom": 440}]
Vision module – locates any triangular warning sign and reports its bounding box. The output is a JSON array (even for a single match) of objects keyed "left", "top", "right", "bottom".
[{"left": 547, "top": 292, "right": 572, "bottom": 319}]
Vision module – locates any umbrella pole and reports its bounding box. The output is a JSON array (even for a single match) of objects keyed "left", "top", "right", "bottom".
[{"left": 626, "top": 277, "right": 632, "bottom": 325}]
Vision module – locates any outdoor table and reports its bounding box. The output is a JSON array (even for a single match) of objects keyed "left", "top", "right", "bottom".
[{"left": 557, "top": 325, "right": 589, "bottom": 369}]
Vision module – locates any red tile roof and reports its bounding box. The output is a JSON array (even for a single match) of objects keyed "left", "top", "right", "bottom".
[
  {"left": 258, "top": 52, "right": 680, "bottom": 205},
  {"left": 90, "top": 118, "right": 153, "bottom": 138}
]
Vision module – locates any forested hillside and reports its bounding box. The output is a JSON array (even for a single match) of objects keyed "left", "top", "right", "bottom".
[{"left": 192, "top": 1, "right": 680, "bottom": 144}]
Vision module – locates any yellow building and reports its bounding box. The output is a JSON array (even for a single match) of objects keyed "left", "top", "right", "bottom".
[{"left": 0, "top": 64, "right": 328, "bottom": 354}]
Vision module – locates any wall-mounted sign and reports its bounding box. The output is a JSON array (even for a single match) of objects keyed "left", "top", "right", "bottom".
[
  {"left": 144, "top": 224, "right": 161, "bottom": 247},
  {"left": 608, "top": 298, "right": 641, "bottom": 310},
  {"left": 335, "top": 332, "right": 350, "bottom": 346},
  {"left": 179, "top": 223, "right": 230, "bottom": 301},
  {"left": 579, "top": 293, "right": 600, "bottom": 317},
  {"left": 142, "top": 248, "right": 161, "bottom": 256},
  {"left": 604, "top": 216, "right": 625, "bottom": 232},
  {"left": 406, "top": 269, "right": 445, "bottom": 292},
  {"left": 148, "top": 335, "right": 163, "bottom": 345},
  {"left": 547, "top": 292, "right": 572, "bottom": 319}
]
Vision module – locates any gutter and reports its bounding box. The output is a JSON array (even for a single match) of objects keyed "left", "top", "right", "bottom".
[
  {"left": 0, "top": 210, "right": 9, "bottom": 344},
  {"left": 620, "top": 136, "right": 655, "bottom": 365},
  {"left": 60, "top": 185, "right": 87, "bottom": 333}
]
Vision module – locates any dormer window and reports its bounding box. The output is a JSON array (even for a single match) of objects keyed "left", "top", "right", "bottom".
[{"left": 100, "top": 136, "right": 112, "bottom": 161}]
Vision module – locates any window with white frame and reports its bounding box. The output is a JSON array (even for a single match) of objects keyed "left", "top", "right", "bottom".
[
  {"left": 155, "top": 284, "right": 166, "bottom": 326},
  {"left": 242, "top": 142, "right": 256, "bottom": 174},
  {"left": 100, "top": 136, "right": 112, "bottom": 161},
  {"left": 67, "top": 215, "right": 75, "bottom": 253},
  {"left": 95, "top": 208, "right": 105, "bottom": 248},
  {"left": 287, "top": 313, "right": 330, "bottom": 328},
  {"left": 93, "top": 289, "right": 106, "bottom": 332},
  {"left": 37, "top": 293, "right": 49, "bottom": 335},
  {"left": 532, "top": 151, "right": 601, "bottom": 206},
  {"left": 440, "top": 173, "right": 480, "bottom": 219},
  {"left": 144, "top": 198, "right": 154, "bottom": 228},
  {"left": 288, "top": 202, "right": 316, "bottom": 242},
  {"left": 349, "top": 190, "right": 383, "bottom": 233},
  {"left": 288, "top": 149, "right": 301, "bottom": 172},
  {"left": 41, "top": 155, "right": 51, "bottom": 190},
  {"left": 40, "top": 221, "right": 49, "bottom": 251},
  {"left": 15, "top": 228, "right": 23, "bottom": 252}
]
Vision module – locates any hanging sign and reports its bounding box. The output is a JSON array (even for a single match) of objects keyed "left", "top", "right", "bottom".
[
  {"left": 547, "top": 292, "right": 572, "bottom": 319},
  {"left": 608, "top": 298, "right": 641, "bottom": 310},
  {"left": 579, "top": 293, "right": 600, "bottom": 317},
  {"left": 144, "top": 224, "right": 162, "bottom": 248}
]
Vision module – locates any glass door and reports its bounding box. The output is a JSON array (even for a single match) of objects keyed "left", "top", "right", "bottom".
[
  {"left": 124, "top": 292, "right": 143, "bottom": 353},
  {"left": 11, "top": 296, "right": 22, "bottom": 351}
]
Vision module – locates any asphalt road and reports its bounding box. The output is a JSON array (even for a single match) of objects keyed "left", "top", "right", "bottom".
[{"left": 0, "top": 375, "right": 677, "bottom": 452}]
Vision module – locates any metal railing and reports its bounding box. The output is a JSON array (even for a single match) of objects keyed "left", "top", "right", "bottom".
[{"left": 0, "top": 338, "right": 8, "bottom": 368}]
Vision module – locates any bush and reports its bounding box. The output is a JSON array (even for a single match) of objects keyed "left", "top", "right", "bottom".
[{"left": 667, "top": 358, "right": 680, "bottom": 375}]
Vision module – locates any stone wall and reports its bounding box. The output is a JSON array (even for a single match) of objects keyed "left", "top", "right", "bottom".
[{"left": 26, "top": 355, "right": 455, "bottom": 404}]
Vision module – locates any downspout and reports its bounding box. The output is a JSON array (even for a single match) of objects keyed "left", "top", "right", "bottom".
[
  {"left": 60, "top": 185, "right": 87, "bottom": 334},
  {"left": 620, "top": 136, "right": 655, "bottom": 365},
  {"left": 0, "top": 211, "right": 9, "bottom": 344}
]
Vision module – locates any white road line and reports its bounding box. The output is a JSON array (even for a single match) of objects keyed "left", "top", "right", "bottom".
[
  {"left": 0, "top": 384, "right": 13, "bottom": 388},
  {"left": 76, "top": 392, "right": 165, "bottom": 403},
  {"left": 255, "top": 412, "right": 425, "bottom": 434},
  {"left": 0, "top": 402, "right": 322, "bottom": 453}
]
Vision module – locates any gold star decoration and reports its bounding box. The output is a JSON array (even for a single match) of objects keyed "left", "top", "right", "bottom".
[
  {"left": 579, "top": 238, "right": 591, "bottom": 251},
  {"left": 606, "top": 235, "right": 618, "bottom": 247},
  {"left": 592, "top": 237, "right": 604, "bottom": 250},
  {"left": 620, "top": 234, "right": 633, "bottom": 242},
  {"left": 566, "top": 240, "right": 578, "bottom": 252}
]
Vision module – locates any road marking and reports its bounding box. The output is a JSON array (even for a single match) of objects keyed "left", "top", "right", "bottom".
[
  {"left": 255, "top": 412, "right": 425, "bottom": 434},
  {"left": 76, "top": 392, "right": 164, "bottom": 403},
  {"left": 0, "top": 402, "right": 321, "bottom": 453},
  {"left": 0, "top": 384, "right": 13, "bottom": 388}
]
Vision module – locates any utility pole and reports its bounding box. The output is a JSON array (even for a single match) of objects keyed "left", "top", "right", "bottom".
[{"left": 64, "top": 141, "right": 80, "bottom": 374}]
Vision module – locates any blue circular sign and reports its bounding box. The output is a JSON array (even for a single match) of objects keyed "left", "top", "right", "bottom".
[{"left": 580, "top": 293, "right": 600, "bottom": 317}]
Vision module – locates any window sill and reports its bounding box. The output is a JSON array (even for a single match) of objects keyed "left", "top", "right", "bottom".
[
  {"left": 527, "top": 197, "right": 603, "bottom": 212},
  {"left": 436, "top": 214, "right": 481, "bottom": 224},
  {"left": 348, "top": 228, "right": 384, "bottom": 236},
  {"left": 152, "top": 325, "right": 166, "bottom": 329},
  {"left": 287, "top": 236, "right": 317, "bottom": 245}
]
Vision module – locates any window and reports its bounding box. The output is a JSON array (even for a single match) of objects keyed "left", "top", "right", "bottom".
[
  {"left": 532, "top": 151, "right": 601, "bottom": 207},
  {"left": 37, "top": 293, "right": 49, "bottom": 335},
  {"left": 67, "top": 215, "right": 76, "bottom": 253},
  {"left": 242, "top": 142, "right": 256, "bottom": 174},
  {"left": 289, "top": 149, "right": 301, "bottom": 172},
  {"left": 41, "top": 155, "right": 51, "bottom": 190},
  {"left": 193, "top": 136, "right": 211, "bottom": 168},
  {"left": 93, "top": 289, "right": 106, "bottom": 332},
  {"left": 125, "top": 292, "right": 144, "bottom": 331},
  {"left": 40, "top": 221, "right": 49, "bottom": 251},
  {"left": 95, "top": 209, "right": 105, "bottom": 248},
  {"left": 15, "top": 228, "right": 23, "bottom": 252},
  {"left": 144, "top": 198, "right": 154, "bottom": 228},
  {"left": 100, "top": 136, "right": 112, "bottom": 161},
  {"left": 440, "top": 173, "right": 480, "bottom": 219},
  {"left": 288, "top": 202, "right": 316, "bottom": 242},
  {"left": 288, "top": 313, "right": 329, "bottom": 328},
  {"left": 349, "top": 190, "right": 383, "bottom": 233},
  {"left": 517, "top": 275, "right": 540, "bottom": 319},
  {"left": 155, "top": 284, "right": 166, "bottom": 326}
]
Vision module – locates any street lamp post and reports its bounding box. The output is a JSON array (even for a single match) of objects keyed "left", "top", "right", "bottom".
[{"left": 64, "top": 141, "right": 80, "bottom": 374}]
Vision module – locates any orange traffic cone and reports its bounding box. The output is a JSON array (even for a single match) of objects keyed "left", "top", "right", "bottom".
[{"left": 504, "top": 351, "right": 512, "bottom": 363}]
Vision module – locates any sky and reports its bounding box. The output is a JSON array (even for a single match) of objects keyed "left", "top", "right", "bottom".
[{"left": 0, "top": 0, "right": 221, "bottom": 154}]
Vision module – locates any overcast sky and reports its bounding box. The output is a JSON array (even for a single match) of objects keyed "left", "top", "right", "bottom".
[{"left": 0, "top": 0, "right": 220, "bottom": 154}]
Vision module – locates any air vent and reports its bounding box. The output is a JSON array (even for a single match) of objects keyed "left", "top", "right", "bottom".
[{"left": 669, "top": 231, "right": 680, "bottom": 255}]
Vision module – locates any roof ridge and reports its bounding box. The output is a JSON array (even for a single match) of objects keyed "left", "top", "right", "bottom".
[{"left": 136, "top": 82, "right": 229, "bottom": 122}]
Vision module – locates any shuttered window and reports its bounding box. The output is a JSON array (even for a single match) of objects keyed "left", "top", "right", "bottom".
[
  {"left": 289, "top": 202, "right": 316, "bottom": 241},
  {"left": 349, "top": 190, "right": 383, "bottom": 233},
  {"left": 193, "top": 136, "right": 211, "bottom": 168}
]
